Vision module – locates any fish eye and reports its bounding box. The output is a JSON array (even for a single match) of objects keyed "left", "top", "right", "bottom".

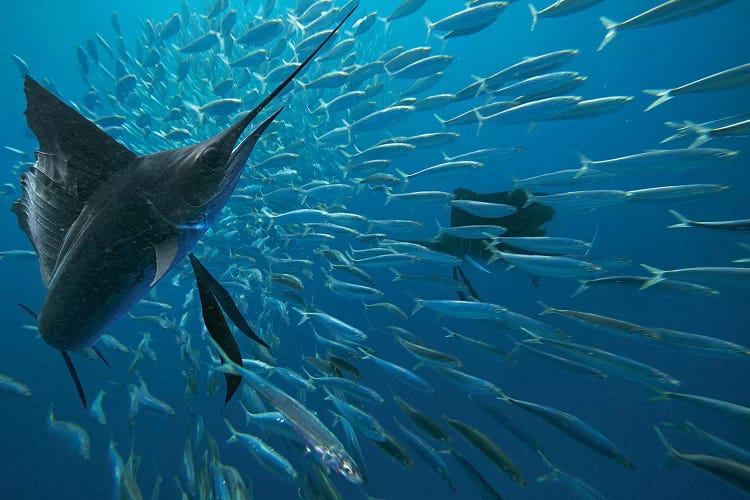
[{"left": 198, "top": 147, "right": 223, "bottom": 168}]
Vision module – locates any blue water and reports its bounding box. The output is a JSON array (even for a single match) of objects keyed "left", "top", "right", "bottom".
[{"left": 1, "top": 0, "right": 749, "bottom": 498}]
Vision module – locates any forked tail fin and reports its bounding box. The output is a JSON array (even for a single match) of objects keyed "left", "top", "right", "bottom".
[
  {"left": 643, "top": 89, "right": 672, "bottom": 112},
  {"left": 667, "top": 210, "right": 692, "bottom": 229},
  {"left": 598, "top": 17, "right": 618, "bottom": 51},
  {"left": 529, "top": 4, "right": 539, "bottom": 32}
]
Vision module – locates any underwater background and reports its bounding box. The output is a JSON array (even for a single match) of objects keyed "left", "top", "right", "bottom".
[{"left": 0, "top": 0, "right": 748, "bottom": 498}]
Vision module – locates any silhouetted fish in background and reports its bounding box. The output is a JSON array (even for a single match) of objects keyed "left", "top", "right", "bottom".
[
  {"left": 12, "top": 4, "right": 359, "bottom": 409},
  {"left": 404, "top": 187, "right": 555, "bottom": 260}
]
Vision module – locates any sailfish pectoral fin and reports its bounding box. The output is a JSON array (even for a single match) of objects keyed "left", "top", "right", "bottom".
[
  {"left": 151, "top": 237, "right": 180, "bottom": 286},
  {"left": 189, "top": 253, "right": 268, "bottom": 348},
  {"left": 190, "top": 254, "right": 243, "bottom": 407},
  {"left": 60, "top": 350, "right": 87, "bottom": 409}
]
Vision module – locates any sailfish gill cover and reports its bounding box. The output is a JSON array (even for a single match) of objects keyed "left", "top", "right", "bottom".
[{"left": 0, "top": 0, "right": 748, "bottom": 499}]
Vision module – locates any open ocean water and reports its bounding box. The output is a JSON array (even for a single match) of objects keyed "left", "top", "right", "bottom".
[{"left": 0, "top": 0, "right": 748, "bottom": 499}]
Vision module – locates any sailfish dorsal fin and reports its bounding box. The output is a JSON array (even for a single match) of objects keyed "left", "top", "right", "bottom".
[
  {"left": 12, "top": 76, "right": 137, "bottom": 286},
  {"left": 22, "top": 76, "right": 137, "bottom": 198}
]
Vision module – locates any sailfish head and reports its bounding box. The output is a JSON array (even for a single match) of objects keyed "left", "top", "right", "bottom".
[
  {"left": 161, "top": 4, "right": 359, "bottom": 222},
  {"left": 171, "top": 102, "right": 284, "bottom": 218}
]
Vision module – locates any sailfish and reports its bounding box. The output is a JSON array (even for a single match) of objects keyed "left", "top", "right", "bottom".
[{"left": 12, "top": 5, "right": 358, "bottom": 408}]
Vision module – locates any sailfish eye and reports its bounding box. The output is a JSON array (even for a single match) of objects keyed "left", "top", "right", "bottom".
[{"left": 198, "top": 147, "right": 223, "bottom": 169}]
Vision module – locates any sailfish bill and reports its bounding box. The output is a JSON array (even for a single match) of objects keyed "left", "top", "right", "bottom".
[{"left": 11, "top": 4, "right": 360, "bottom": 407}]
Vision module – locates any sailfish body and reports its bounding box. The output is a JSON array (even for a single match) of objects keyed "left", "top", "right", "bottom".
[
  {"left": 17, "top": 79, "right": 273, "bottom": 352},
  {"left": 12, "top": 5, "right": 358, "bottom": 405}
]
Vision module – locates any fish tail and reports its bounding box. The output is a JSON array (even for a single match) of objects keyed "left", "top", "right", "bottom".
[
  {"left": 667, "top": 210, "right": 691, "bottom": 228},
  {"left": 260, "top": 207, "right": 275, "bottom": 230},
  {"left": 520, "top": 327, "right": 542, "bottom": 344},
  {"left": 470, "top": 74, "right": 487, "bottom": 97},
  {"left": 571, "top": 280, "right": 589, "bottom": 297},
  {"left": 521, "top": 188, "right": 534, "bottom": 208},
  {"left": 394, "top": 168, "right": 409, "bottom": 187},
  {"left": 224, "top": 418, "right": 239, "bottom": 442},
  {"left": 598, "top": 17, "right": 618, "bottom": 51},
  {"left": 646, "top": 386, "right": 670, "bottom": 402},
  {"left": 238, "top": 401, "right": 252, "bottom": 426},
  {"left": 682, "top": 122, "right": 712, "bottom": 148},
  {"left": 384, "top": 186, "right": 394, "bottom": 205},
  {"left": 660, "top": 121, "right": 688, "bottom": 144},
  {"left": 438, "top": 33, "right": 448, "bottom": 52},
  {"left": 390, "top": 268, "right": 403, "bottom": 281},
  {"left": 433, "top": 113, "right": 447, "bottom": 128},
  {"left": 410, "top": 299, "right": 424, "bottom": 316},
  {"left": 536, "top": 468, "right": 559, "bottom": 483},
  {"left": 528, "top": 4, "right": 538, "bottom": 32},
  {"left": 379, "top": 16, "right": 391, "bottom": 34},
  {"left": 287, "top": 13, "right": 304, "bottom": 32},
  {"left": 573, "top": 151, "right": 591, "bottom": 178},
  {"left": 537, "top": 301, "right": 554, "bottom": 315},
  {"left": 639, "top": 264, "right": 665, "bottom": 289},
  {"left": 441, "top": 326, "right": 457, "bottom": 338},
  {"left": 689, "top": 134, "right": 711, "bottom": 149},
  {"left": 357, "top": 347, "right": 373, "bottom": 360},
  {"left": 473, "top": 109, "right": 485, "bottom": 136},
  {"left": 251, "top": 72, "right": 267, "bottom": 94},
  {"left": 643, "top": 89, "right": 672, "bottom": 112},
  {"left": 423, "top": 17, "right": 433, "bottom": 41},
  {"left": 484, "top": 242, "right": 503, "bottom": 264},
  {"left": 292, "top": 307, "right": 309, "bottom": 325},
  {"left": 653, "top": 426, "right": 679, "bottom": 466},
  {"left": 184, "top": 102, "right": 204, "bottom": 126},
  {"left": 434, "top": 218, "right": 443, "bottom": 234}
]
